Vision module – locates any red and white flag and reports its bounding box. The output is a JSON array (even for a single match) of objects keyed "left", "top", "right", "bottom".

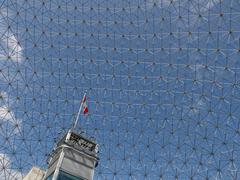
[{"left": 82, "top": 95, "right": 88, "bottom": 115}]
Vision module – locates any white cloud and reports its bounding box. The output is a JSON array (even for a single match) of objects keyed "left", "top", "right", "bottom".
[
  {"left": 143, "top": 0, "right": 218, "bottom": 15},
  {"left": 0, "top": 34, "right": 23, "bottom": 61},
  {"left": 0, "top": 6, "right": 24, "bottom": 179},
  {"left": 0, "top": 91, "right": 22, "bottom": 135},
  {"left": 203, "top": 0, "right": 219, "bottom": 10},
  {"left": 145, "top": 0, "right": 177, "bottom": 9},
  {"left": 0, "top": 7, "right": 23, "bottom": 62},
  {"left": 145, "top": 0, "right": 219, "bottom": 14},
  {"left": 0, "top": 105, "right": 21, "bottom": 127},
  {"left": 0, "top": 92, "right": 22, "bottom": 178},
  {"left": 0, "top": 2, "right": 23, "bottom": 135},
  {"left": 0, "top": 153, "right": 23, "bottom": 180}
]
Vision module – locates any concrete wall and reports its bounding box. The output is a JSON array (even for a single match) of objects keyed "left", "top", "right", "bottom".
[{"left": 23, "top": 167, "right": 45, "bottom": 180}]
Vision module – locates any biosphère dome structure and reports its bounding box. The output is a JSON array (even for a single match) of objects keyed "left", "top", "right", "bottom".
[{"left": 0, "top": 0, "right": 240, "bottom": 179}]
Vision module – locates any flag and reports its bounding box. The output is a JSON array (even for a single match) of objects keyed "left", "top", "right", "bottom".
[{"left": 82, "top": 95, "right": 88, "bottom": 114}]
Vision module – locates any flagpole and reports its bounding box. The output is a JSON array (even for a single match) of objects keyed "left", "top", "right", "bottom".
[
  {"left": 72, "top": 93, "right": 87, "bottom": 130},
  {"left": 66, "top": 93, "right": 87, "bottom": 141},
  {"left": 52, "top": 93, "right": 87, "bottom": 179}
]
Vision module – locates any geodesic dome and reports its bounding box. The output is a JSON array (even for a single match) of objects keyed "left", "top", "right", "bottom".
[{"left": 0, "top": 0, "right": 240, "bottom": 179}]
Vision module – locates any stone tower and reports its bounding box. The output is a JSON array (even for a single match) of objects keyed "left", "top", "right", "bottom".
[{"left": 44, "top": 130, "right": 99, "bottom": 180}]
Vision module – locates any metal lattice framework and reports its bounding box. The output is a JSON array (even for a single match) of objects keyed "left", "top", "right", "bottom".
[{"left": 0, "top": 0, "right": 240, "bottom": 179}]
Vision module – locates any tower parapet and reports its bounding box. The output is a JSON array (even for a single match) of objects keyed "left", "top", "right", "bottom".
[{"left": 44, "top": 130, "right": 99, "bottom": 180}]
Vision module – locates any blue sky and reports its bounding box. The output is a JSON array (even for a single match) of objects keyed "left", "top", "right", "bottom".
[{"left": 0, "top": 0, "right": 240, "bottom": 179}]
